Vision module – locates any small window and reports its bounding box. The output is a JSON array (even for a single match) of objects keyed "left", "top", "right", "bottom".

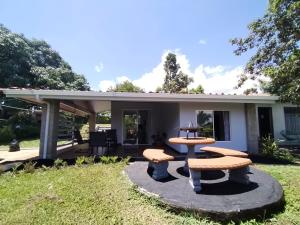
[{"left": 196, "top": 110, "right": 230, "bottom": 141}]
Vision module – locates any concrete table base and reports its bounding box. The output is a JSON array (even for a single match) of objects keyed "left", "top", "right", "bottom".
[
  {"left": 125, "top": 161, "right": 284, "bottom": 221},
  {"left": 148, "top": 161, "right": 169, "bottom": 180}
]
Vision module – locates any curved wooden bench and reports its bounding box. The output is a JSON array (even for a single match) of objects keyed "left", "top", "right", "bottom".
[
  {"left": 200, "top": 146, "right": 248, "bottom": 158},
  {"left": 143, "top": 149, "right": 174, "bottom": 180},
  {"left": 188, "top": 156, "right": 252, "bottom": 192}
]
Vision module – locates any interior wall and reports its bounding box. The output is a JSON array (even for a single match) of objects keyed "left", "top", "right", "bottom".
[
  {"left": 179, "top": 102, "right": 247, "bottom": 153},
  {"left": 159, "top": 103, "right": 180, "bottom": 151}
]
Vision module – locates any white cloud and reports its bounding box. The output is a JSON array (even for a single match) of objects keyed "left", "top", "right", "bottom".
[
  {"left": 95, "top": 62, "right": 104, "bottom": 73},
  {"left": 198, "top": 39, "right": 207, "bottom": 45},
  {"left": 98, "top": 50, "right": 260, "bottom": 94},
  {"left": 116, "top": 76, "right": 130, "bottom": 83},
  {"left": 99, "top": 80, "right": 114, "bottom": 92}
]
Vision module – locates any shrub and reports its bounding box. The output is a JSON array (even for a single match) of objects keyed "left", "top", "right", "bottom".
[
  {"left": 0, "top": 125, "right": 15, "bottom": 143},
  {"left": 100, "top": 156, "right": 118, "bottom": 164},
  {"left": 261, "top": 136, "right": 294, "bottom": 162},
  {"left": 75, "top": 156, "right": 86, "bottom": 166},
  {"left": 9, "top": 112, "right": 40, "bottom": 140},
  {"left": 54, "top": 158, "right": 68, "bottom": 169},
  {"left": 84, "top": 156, "right": 95, "bottom": 165},
  {"left": 75, "top": 156, "right": 95, "bottom": 166},
  {"left": 11, "top": 163, "right": 22, "bottom": 175},
  {"left": 23, "top": 161, "right": 37, "bottom": 173},
  {"left": 122, "top": 156, "right": 131, "bottom": 165}
]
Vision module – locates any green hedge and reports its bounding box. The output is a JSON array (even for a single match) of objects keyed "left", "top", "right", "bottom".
[{"left": 0, "top": 126, "right": 16, "bottom": 143}]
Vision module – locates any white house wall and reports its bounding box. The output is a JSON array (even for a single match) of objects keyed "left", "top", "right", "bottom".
[{"left": 178, "top": 102, "right": 248, "bottom": 153}]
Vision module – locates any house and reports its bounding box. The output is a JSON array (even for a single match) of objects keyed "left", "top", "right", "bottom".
[{"left": 1, "top": 89, "right": 298, "bottom": 159}]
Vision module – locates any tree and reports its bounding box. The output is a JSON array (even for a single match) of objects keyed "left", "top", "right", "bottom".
[
  {"left": 0, "top": 24, "right": 90, "bottom": 90},
  {"left": 189, "top": 85, "right": 204, "bottom": 94},
  {"left": 231, "top": 0, "right": 300, "bottom": 104},
  {"left": 108, "top": 80, "right": 144, "bottom": 92},
  {"left": 162, "top": 53, "right": 193, "bottom": 93}
]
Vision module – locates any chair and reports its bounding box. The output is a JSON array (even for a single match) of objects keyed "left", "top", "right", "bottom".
[
  {"left": 106, "top": 129, "right": 117, "bottom": 152},
  {"left": 89, "top": 132, "right": 107, "bottom": 155}
]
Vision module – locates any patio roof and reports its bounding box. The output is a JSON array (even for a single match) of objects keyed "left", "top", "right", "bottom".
[{"left": 1, "top": 89, "right": 279, "bottom": 114}]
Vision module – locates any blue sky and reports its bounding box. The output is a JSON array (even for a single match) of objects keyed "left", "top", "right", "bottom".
[{"left": 0, "top": 0, "right": 268, "bottom": 92}]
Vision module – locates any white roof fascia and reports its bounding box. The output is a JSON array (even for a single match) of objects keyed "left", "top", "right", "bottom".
[{"left": 0, "top": 89, "right": 279, "bottom": 104}]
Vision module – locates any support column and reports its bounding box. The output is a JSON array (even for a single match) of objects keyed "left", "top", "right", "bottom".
[
  {"left": 88, "top": 113, "right": 96, "bottom": 132},
  {"left": 39, "top": 100, "right": 60, "bottom": 159},
  {"left": 245, "top": 103, "right": 259, "bottom": 153}
]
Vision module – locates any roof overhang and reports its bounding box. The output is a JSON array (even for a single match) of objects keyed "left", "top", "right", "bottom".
[{"left": 0, "top": 89, "right": 280, "bottom": 113}]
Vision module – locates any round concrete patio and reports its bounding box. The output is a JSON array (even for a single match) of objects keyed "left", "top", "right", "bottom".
[{"left": 125, "top": 161, "right": 284, "bottom": 221}]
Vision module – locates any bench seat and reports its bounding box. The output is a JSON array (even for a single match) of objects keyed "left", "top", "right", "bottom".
[
  {"left": 143, "top": 149, "right": 174, "bottom": 163},
  {"left": 143, "top": 149, "right": 174, "bottom": 180},
  {"left": 200, "top": 146, "right": 248, "bottom": 158},
  {"left": 188, "top": 156, "right": 252, "bottom": 170},
  {"left": 188, "top": 156, "right": 252, "bottom": 192}
]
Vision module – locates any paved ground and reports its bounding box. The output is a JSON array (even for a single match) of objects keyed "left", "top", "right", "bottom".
[
  {"left": 0, "top": 144, "right": 76, "bottom": 164},
  {"left": 125, "top": 161, "right": 284, "bottom": 221}
]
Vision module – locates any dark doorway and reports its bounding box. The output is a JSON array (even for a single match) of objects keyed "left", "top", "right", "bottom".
[{"left": 258, "top": 107, "right": 274, "bottom": 138}]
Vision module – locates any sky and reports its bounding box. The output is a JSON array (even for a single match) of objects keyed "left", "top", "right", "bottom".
[{"left": 0, "top": 0, "right": 268, "bottom": 93}]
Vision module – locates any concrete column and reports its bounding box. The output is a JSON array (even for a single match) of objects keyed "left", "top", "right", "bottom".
[
  {"left": 245, "top": 103, "right": 259, "bottom": 153},
  {"left": 88, "top": 113, "right": 96, "bottom": 132},
  {"left": 39, "top": 100, "right": 60, "bottom": 159}
]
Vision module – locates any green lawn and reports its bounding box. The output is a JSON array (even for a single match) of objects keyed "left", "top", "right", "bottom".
[
  {"left": 0, "top": 138, "right": 70, "bottom": 150},
  {"left": 0, "top": 162, "right": 299, "bottom": 225}
]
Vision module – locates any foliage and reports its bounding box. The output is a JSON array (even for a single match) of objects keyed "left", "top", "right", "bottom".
[
  {"left": 189, "top": 85, "right": 204, "bottom": 94},
  {"left": 96, "top": 111, "right": 111, "bottom": 124},
  {"left": 75, "top": 156, "right": 95, "bottom": 166},
  {"left": 261, "top": 136, "right": 294, "bottom": 162},
  {"left": 121, "top": 156, "right": 131, "bottom": 165},
  {"left": 23, "top": 161, "right": 37, "bottom": 173},
  {"left": 84, "top": 156, "right": 95, "bottom": 165},
  {"left": 0, "top": 125, "right": 15, "bottom": 143},
  {"left": 231, "top": 0, "right": 300, "bottom": 104},
  {"left": 0, "top": 24, "right": 90, "bottom": 90},
  {"left": 162, "top": 53, "right": 193, "bottom": 93},
  {"left": 108, "top": 80, "right": 144, "bottom": 92},
  {"left": 79, "top": 123, "right": 89, "bottom": 140},
  {"left": 53, "top": 158, "right": 67, "bottom": 169},
  {"left": 100, "top": 156, "right": 118, "bottom": 164},
  {"left": 75, "top": 156, "right": 86, "bottom": 166}
]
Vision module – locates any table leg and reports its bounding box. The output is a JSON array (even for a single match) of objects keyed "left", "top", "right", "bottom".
[{"left": 184, "top": 144, "right": 196, "bottom": 173}]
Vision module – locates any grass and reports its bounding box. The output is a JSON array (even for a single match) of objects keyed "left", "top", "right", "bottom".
[
  {"left": 0, "top": 138, "right": 70, "bottom": 150},
  {"left": 0, "top": 162, "right": 299, "bottom": 225}
]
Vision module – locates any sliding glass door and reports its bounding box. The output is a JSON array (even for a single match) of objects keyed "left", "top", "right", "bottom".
[{"left": 123, "top": 110, "right": 150, "bottom": 145}]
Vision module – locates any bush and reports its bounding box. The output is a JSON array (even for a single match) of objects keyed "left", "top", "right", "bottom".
[
  {"left": 261, "top": 136, "right": 294, "bottom": 162},
  {"left": 0, "top": 125, "right": 15, "bottom": 143},
  {"left": 100, "top": 156, "right": 118, "bottom": 164},
  {"left": 8, "top": 112, "right": 40, "bottom": 140},
  {"left": 54, "top": 158, "right": 68, "bottom": 169},
  {"left": 23, "top": 161, "right": 37, "bottom": 173},
  {"left": 75, "top": 156, "right": 95, "bottom": 166}
]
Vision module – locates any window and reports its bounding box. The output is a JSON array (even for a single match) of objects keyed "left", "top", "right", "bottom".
[
  {"left": 196, "top": 110, "right": 230, "bottom": 141},
  {"left": 284, "top": 107, "right": 300, "bottom": 134}
]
